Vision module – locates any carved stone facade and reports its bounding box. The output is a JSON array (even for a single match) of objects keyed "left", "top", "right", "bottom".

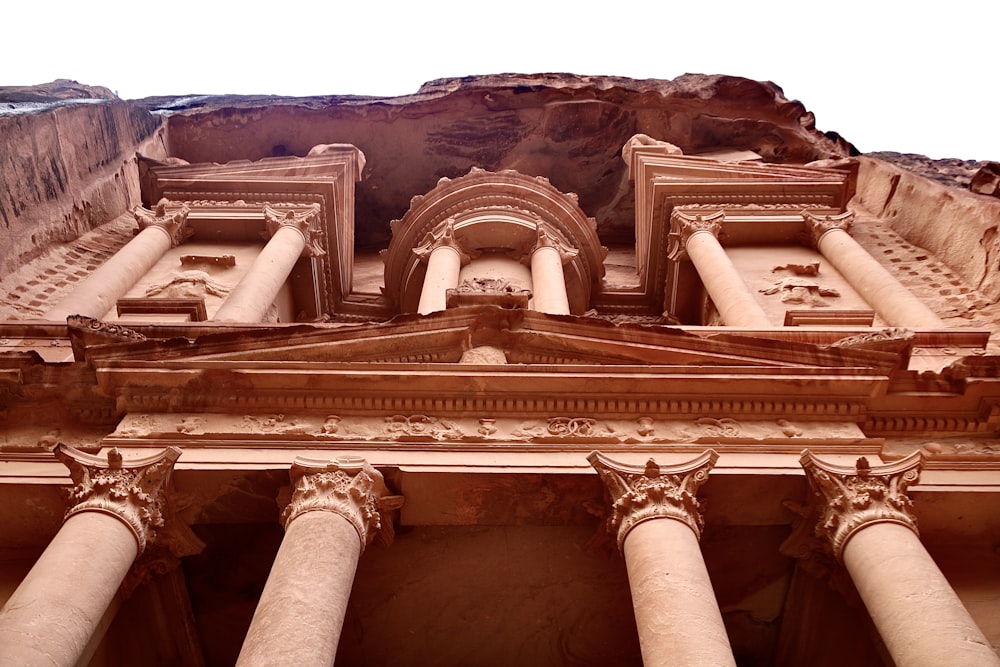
[{"left": 1, "top": 75, "right": 999, "bottom": 667}]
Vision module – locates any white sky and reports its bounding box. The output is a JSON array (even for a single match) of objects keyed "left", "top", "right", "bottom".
[{"left": 5, "top": 0, "right": 998, "bottom": 160}]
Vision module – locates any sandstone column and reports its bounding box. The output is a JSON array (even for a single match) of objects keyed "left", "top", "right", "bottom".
[
  {"left": 414, "top": 219, "right": 470, "bottom": 315},
  {"left": 236, "top": 456, "right": 403, "bottom": 666},
  {"left": 0, "top": 445, "right": 181, "bottom": 667},
  {"left": 589, "top": 450, "right": 736, "bottom": 667},
  {"left": 213, "top": 204, "right": 323, "bottom": 322},
  {"left": 45, "top": 200, "right": 191, "bottom": 321},
  {"left": 529, "top": 222, "right": 577, "bottom": 315},
  {"left": 800, "top": 450, "right": 999, "bottom": 667},
  {"left": 802, "top": 211, "right": 945, "bottom": 329},
  {"left": 670, "top": 210, "right": 772, "bottom": 328}
]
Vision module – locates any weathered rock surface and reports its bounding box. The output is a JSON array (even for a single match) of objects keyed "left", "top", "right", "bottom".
[
  {"left": 868, "top": 152, "right": 990, "bottom": 191},
  {"left": 971, "top": 162, "right": 1000, "bottom": 197}
]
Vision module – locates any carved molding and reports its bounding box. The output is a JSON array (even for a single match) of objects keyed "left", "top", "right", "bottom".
[
  {"left": 264, "top": 203, "right": 325, "bottom": 257},
  {"left": 667, "top": 210, "right": 724, "bottom": 261},
  {"left": 799, "top": 450, "right": 922, "bottom": 560},
  {"left": 133, "top": 198, "right": 192, "bottom": 247},
  {"left": 588, "top": 449, "right": 719, "bottom": 550},
  {"left": 831, "top": 328, "right": 914, "bottom": 352},
  {"left": 55, "top": 444, "right": 182, "bottom": 554},
  {"left": 281, "top": 456, "right": 403, "bottom": 551},
  {"left": 801, "top": 210, "right": 854, "bottom": 248}
]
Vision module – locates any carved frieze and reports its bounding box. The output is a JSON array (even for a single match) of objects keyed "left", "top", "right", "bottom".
[
  {"left": 281, "top": 456, "right": 403, "bottom": 550},
  {"left": 589, "top": 450, "right": 719, "bottom": 549},
  {"left": 55, "top": 444, "right": 181, "bottom": 553},
  {"left": 133, "top": 198, "right": 192, "bottom": 247},
  {"left": 799, "top": 450, "right": 922, "bottom": 560}
]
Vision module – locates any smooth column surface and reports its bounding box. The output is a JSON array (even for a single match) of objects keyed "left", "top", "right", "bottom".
[
  {"left": 530, "top": 245, "right": 571, "bottom": 315},
  {"left": 685, "top": 231, "right": 772, "bottom": 327},
  {"left": 236, "top": 511, "right": 361, "bottom": 666},
  {"left": 843, "top": 524, "right": 1000, "bottom": 667},
  {"left": 417, "top": 244, "right": 463, "bottom": 314},
  {"left": 623, "top": 518, "right": 737, "bottom": 667},
  {"left": 213, "top": 225, "right": 306, "bottom": 322},
  {"left": 0, "top": 513, "right": 138, "bottom": 667}
]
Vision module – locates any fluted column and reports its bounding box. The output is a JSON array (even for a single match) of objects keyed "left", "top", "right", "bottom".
[
  {"left": 0, "top": 445, "right": 181, "bottom": 667},
  {"left": 589, "top": 450, "right": 736, "bottom": 667},
  {"left": 529, "top": 222, "right": 577, "bottom": 315},
  {"left": 414, "top": 219, "right": 470, "bottom": 314},
  {"left": 802, "top": 211, "right": 945, "bottom": 328},
  {"left": 669, "top": 210, "right": 772, "bottom": 327},
  {"left": 801, "top": 451, "right": 999, "bottom": 667},
  {"left": 45, "top": 200, "right": 191, "bottom": 321},
  {"left": 213, "top": 204, "right": 323, "bottom": 322},
  {"left": 237, "top": 456, "right": 403, "bottom": 666}
]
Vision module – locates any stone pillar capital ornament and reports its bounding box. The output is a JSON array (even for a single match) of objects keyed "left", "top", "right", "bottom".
[
  {"left": 801, "top": 210, "right": 854, "bottom": 248},
  {"left": 133, "top": 198, "right": 192, "bottom": 247},
  {"left": 281, "top": 456, "right": 403, "bottom": 551},
  {"left": 588, "top": 449, "right": 719, "bottom": 550},
  {"left": 668, "top": 210, "right": 724, "bottom": 261},
  {"left": 800, "top": 450, "right": 922, "bottom": 560},
  {"left": 412, "top": 218, "right": 472, "bottom": 265},
  {"left": 264, "top": 203, "right": 325, "bottom": 257},
  {"left": 530, "top": 221, "right": 579, "bottom": 265},
  {"left": 55, "top": 444, "right": 182, "bottom": 554}
]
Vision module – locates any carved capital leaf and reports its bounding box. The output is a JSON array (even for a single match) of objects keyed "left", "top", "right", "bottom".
[
  {"left": 281, "top": 456, "right": 403, "bottom": 551},
  {"left": 133, "top": 198, "right": 192, "bottom": 247},
  {"left": 801, "top": 210, "right": 854, "bottom": 248},
  {"left": 799, "top": 450, "right": 922, "bottom": 560},
  {"left": 588, "top": 449, "right": 718, "bottom": 551},
  {"left": 668, "top": 210, "right": 724, "bottom": 261},
  {"left": 412, "top": 218, "right": 472, "bottom": 264},
  {"left": 264, "top": 203, "right": 325, "bottom": 257},
  {"left": 55, "top": 444, "right": 182, "bottom": 554},
  {"left": 530, "top": 221, "right": 578, "bottom": 264}
]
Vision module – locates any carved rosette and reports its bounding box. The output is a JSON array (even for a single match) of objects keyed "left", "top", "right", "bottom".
[
  {"left": 667, "top": 210, "right": 724, "bottom": 261},
  {"left": 588, "top": 450, "right": 719, "bottom": 551},
  {"left": 281, "top": 456, "right": 404, "bottom": 551},
  {"left": 801, "top": 210, "right": 854, "bottom": 248},
  {"left": 133, "top": 198, "right": 192, "bottom": 247},
  {"left": 264, "top": 203, "right": 325, "bottom": 257},
  {"left": 800, "top": 450, "right": 922, "bottom": 560},
  {"left": 412, "top": 218, "right": 472, "bottom": 265},
  {"left": 55, "top": 444, "right": 182, "bottom": 554}
]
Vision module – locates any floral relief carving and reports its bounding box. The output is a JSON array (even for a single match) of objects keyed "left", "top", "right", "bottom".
[
  {"left": 56, "top": 444, "right": 181, "bottom": 554},
  {"left": 512, "top": 417, "right": 621, "bottom": 440},
  {"left": 695, "top": 417, "right": 742, "bottom": 438},
  {"left": 801, "top": 210, "right": 854, "bottom": 247},
  {"left": 383, "top": 415, "right": 463, "bottom": 440},
  {"left": 133, "top": 198, "right": 192, "bottom": 247},
  {"left": 589, "top": 450, "right": 719, "bottom": 550},
  {"left": 263, "top": 203, "right": 325, "bottom": 257},
  {"left": 800, "top": 450, "right": 922, "bottom": 560}
]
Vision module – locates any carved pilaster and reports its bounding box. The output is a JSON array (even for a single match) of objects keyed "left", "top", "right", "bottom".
[
  {"left": 55, "top": 444, "right": 181, "bottom": 554},
  {"left": 800, "top": 450, "right": 922, "bottom": 560},
  {"left": 133, "top": 198, "right": 192, "bottom": 247},
  {"left": 668, "top": 210, "right": 724, "bottom": 260},
  {"left": 281, "top": 456, "right": 403, "bottom": 551},
  {"left": 529, "top": 221, "right": 579, "bottom": 264},
  {"left": 801, "top": 210, "right": 854, "bottom": 248},
  {"left": 412, "top": 218, "right": 472, "bottom": 265},
  {"left": 588, "top": 450, "right": 718, "bottom": 550},
  {"left": 264, "top": 203, "right": 325, "bottom": 257}
]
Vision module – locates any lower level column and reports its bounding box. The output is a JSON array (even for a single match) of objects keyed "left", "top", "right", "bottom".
[
  {"left": 237, "top": 456, "right": 403, "bottom": 667},
  {"left": 801, "top": 451, "right": 999, "bottom": 667},
  {"left": 589, "top": 450, "right": 736, "bottom": 667}
]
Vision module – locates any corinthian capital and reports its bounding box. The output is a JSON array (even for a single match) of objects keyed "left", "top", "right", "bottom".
[
  {"left": 801, "top": 210, "right": 854, "bottom": 248},
  {"left": 412, "top": 218, "right": 472, "bottom": 264},
  {"left": 281, "top": 456, "right": 404, "bottom": 551},
  {"left": 668, "top": 210, "right": 724, "bottom": 261},
  {"left": 588, "top": 450, "right": 719, "bottom": 550},
  {"left": 800, "top": 450, "right": 922, "bottom": 560},
  {"left": 264, "top": 203, "right": 325, "bottom": 257},
  {"left": 55, "top": 444, "right": 182, "bottom": 554},
  {"left": 133, "top": 198, "right": 192, "bottom": 247},
  {"left": 530, "top": 221, "right": 579, "bottom": 264}
]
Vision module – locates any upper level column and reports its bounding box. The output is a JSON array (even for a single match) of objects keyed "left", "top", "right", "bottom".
[
  {"left": 237, "top": 456, "right": 403, "bottom": 666},
  {"left": 803, "top": 211, "right": 945, "bottom": 328},
  {"left": 45, "top": 200, "right": 191, "bottom": 321},
  {"left": 213, "top": 204, "right": 323, "bottom": 322},
  {"left": 0, "top": 445, "right": 182, "bottom": 667},
  {"left": 413, "top": 220, "right": 470, "bottom": 315},
  {"left": 800, "top": 451, "right": 999, "bottom": 667},
  {"left": 670, "top": 210, "right": 772, "bottom": 327},
  {"left": 589, "top": 450, "right": 737, "bottom": 667},
  {"left": 529, "top": 222, "right": 577, "bottom": 315}
]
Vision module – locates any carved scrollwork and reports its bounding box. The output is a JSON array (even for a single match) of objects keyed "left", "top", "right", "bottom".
[
  {"left": 383, "top": 415, "right": 463, "bottom": 440},
  {"left": 695, "top": 417, "right": 742, "bottom": 438},
  {"left": 799, "top": 450, "right": 922, "bottom": 560},
  {"left": 589, "top": 450, "right": 719, "bottom": 550},
  {"left": 55, "top": 444, "right": 181, "bottom": 554},
  {"left": 512, "top": 417, "right": 620, "bottom": 440}
]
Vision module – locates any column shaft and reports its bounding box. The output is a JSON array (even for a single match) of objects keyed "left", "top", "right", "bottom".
[
  {"left": 530, "top": 245, "right": 571, "bottom": 315},
  {"left": 686, "top": 231, "right": 772, "bottom": 327},
  {"left": 236, "top": 511, "right": 361, "bottom": 666},
  {"left": 417, "top": 244, "right": 463, "bottom": 314},
  {"left": 0, "top": 513, "right": 138, "bottom": 667},
  {"left": 213, "top": 226, "right": 305, "bottom": 322},
  {"left": 623, "top": 518, "right": 736, "bottom": 667},
  {"left": 843, "top": 524, "right": 999, "bottom": 667},
  {"left": 815, "top": 229, "right": 944, "bottom": 328}
]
